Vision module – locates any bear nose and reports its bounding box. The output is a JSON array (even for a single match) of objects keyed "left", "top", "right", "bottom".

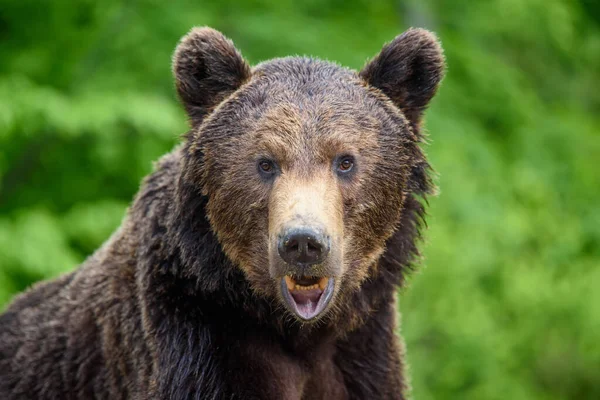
[{"left": 278, "top": 228, "right": 330, "bottom": 266}]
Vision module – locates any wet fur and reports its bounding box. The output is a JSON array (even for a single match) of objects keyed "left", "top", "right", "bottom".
[{"left": 0, "top": 27, "right": 444, "bottom": 399}]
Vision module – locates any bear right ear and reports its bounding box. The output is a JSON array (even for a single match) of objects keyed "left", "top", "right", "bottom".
[{"left": 173, "top": 27, "right": 251, "bottom": 126}]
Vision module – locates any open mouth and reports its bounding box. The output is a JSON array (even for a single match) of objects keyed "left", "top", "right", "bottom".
[{"left": 280, "top": 275, "right": 335, "bottom": 321}]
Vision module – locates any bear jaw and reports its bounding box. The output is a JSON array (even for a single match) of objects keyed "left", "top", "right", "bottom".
[{"left": 280, "top": 276, "right": 335, "bottom": 321}]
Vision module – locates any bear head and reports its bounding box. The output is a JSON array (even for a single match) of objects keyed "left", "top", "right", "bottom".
[{"left": 171, "top": 27, "right": 444, "bottom": 323}]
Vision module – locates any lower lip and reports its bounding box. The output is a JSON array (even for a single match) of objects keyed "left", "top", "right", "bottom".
[{"left": 280, "top": 277, "right": 335, "bottom": 321}]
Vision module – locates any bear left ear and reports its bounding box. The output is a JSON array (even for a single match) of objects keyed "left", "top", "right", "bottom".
[
  {"left": 173, "top": 27, "right": 251, "bottom": 126},
  {"left": 359, "top": 28, "right": 445, "bottom": 130}
]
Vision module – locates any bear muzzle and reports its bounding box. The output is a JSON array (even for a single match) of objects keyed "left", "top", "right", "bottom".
[{"left": 272, "top": 227, "right": 339, "bottom": 321}]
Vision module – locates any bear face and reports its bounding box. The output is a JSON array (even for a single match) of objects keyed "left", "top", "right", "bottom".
[{"left": 172, "top": 28, "right": 444, "bottom": 323}]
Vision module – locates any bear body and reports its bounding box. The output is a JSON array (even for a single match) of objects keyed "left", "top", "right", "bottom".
[{"left": 0, "top": 28, "right": 444, "bottom": 399}]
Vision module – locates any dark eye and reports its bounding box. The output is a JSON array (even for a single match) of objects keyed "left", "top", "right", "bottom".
[
  {"left": 336, "top": 156, "right": 355, "bottom": 174},
  {"left": 258, "top": 159, "right": 276, "bottom": 177}
]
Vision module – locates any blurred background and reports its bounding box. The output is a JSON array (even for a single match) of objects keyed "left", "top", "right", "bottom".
[{"left": 0, "top": 0, "right": 599, "bottom": 398}]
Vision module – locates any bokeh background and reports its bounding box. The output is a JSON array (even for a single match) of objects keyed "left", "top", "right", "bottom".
[{"left": 1, "top": 0, "right": 599, "bottom": 398}]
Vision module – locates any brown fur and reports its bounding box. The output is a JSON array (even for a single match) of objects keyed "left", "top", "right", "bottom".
[{"left": 0, "top": 27, "right": 445, "bottom": 399}]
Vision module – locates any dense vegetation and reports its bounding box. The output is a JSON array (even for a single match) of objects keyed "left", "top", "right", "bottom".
[{"left": 1, "top": 0, "right": 598, "bottom": 398}]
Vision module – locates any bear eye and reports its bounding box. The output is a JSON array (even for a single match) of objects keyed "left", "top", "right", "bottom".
[
  {"left": 336, "top": 156, "right": 355, "bottom": 174},
  {"left": 258, "top": 159, "right": 277, "bottom": 177}
]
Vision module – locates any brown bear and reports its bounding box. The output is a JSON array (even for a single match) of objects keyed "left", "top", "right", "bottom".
[{"left": 0, "top": 27, "right": 444, "bottom": 399}]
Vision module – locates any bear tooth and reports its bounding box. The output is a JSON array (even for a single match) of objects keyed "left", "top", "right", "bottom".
[
  {"left": 291, "top": 283, "right": 323, "bottom": 291},
  {"left": 284, "top": 276, "right": 295, "bottom": 291},
  {"left": 318, "top": 277, "right": 329, "bottom": 291}
]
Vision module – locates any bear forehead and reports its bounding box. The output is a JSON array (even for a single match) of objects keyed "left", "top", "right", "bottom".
[
  {"left": 202, "top": 57, "right": 405, "bottom": 143},
  {"left": 249, "top": 57, "right": 383, "bottom": 108},
  {"left": 194, "top": 57, "right": 412, "bottom": 170},
  {"left": 253, "top": 57, "right": 354, "bottom": 84}
]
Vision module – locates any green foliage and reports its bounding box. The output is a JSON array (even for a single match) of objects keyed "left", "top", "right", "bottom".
[{"left": 0, "top": 0, "right": 598, "bottom": 398}]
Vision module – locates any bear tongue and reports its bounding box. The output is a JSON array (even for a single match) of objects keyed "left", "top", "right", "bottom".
[{"left": 290, "top": 289, "right": 323, "bottom": 319}]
